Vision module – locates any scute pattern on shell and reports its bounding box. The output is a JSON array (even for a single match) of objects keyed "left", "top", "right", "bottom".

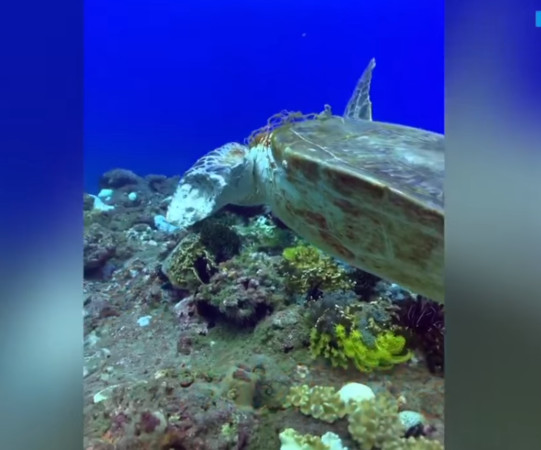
[
  {"left": 272, "top": 116, "right": 443, "bottom": 212},
  {"left": 268, "top": 115, "right": 444, "bottom": 302}
]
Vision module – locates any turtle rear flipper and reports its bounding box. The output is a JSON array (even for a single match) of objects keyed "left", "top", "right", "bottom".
[{"left": 166, "top": 142, "right": 257, "bottom": 229}]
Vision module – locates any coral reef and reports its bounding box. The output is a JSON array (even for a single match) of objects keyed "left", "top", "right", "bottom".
[
  {"left": 86, "top": 375, "right": 256, "bottom": 449},
  {"left": 253, "top": 305, "right": 309, "bottom": 354},
  {"left": 282, "top": 383, "right": 443, "bottom": 450},
  {"left": 84, "top": 223, "right": 116, "bottom": 276},
  {"left": 83, "top": 168, "right": 445, "bottom": 450},
  {"left": 99, "top": 168, "right": 141, "bottom": 189}
]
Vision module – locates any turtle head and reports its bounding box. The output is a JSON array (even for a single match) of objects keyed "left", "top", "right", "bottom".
[{"left": 166, "top": 142, "right": 262, "bottom": 229}]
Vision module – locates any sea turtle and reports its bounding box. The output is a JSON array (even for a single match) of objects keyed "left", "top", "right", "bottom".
[{"left": 166, "top": 59, "right": 444, "bottom": 302}]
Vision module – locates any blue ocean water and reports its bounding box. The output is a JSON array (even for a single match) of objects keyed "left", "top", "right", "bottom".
[{"left": 84, "top": 0, "right": 443, "bottom": 193}]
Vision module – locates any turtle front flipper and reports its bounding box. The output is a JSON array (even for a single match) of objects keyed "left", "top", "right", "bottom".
[
  {"left": 166, "top": 142, "right": 258, "bottom": 229},
  {"left": 343, "top": 58, "right": 376, "bottom": 121}
]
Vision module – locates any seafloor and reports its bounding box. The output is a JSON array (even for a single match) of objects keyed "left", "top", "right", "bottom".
[{"left": 83, "top": 169, "right": 444, "bottom": 450}]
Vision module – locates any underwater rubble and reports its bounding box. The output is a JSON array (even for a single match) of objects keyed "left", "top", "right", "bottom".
[{"left": 83, "top": 168, "right": 444, "bottom": 450}]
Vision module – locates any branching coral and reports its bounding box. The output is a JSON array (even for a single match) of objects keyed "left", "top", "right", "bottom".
[{"left": 280, "top": 244, "right": 353, "bottom": 299}]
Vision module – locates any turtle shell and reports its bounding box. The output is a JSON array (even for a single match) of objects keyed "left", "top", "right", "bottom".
[{"left": 268, "top": 115, "right": 444, "bottom": 302}]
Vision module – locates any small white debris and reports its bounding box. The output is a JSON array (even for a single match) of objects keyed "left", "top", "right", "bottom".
[
  {"left": 93, "top": 385, "right": 119, "bottom": 404},
  {"left": 321, "top": 431, "right": 348, "bottom": 450},
  {"left": 279, "top": 429, "right": 348, "bottom": 450},
  {"left": 398, "top": 410, "right": 425, "bottom": 430},
  {"left": 154, "top": 214, "right": 179, "bottom": 233},
  {"left": 91, "top": 195, "right": 115, "bottom": 212},
  {"left": 338, "top": 382, "right": 375, "bottom": 405},
  {"left": 84, "top": 331, "right": 100, "bottom": 347},
  {"left": 97, "top": 188, "right": 114, "bottom": 200},
  {"left": 128, "top": 191, "right": 138, "bottom": 201},
  {"left": 93, "top": 392, "right": 107, "bottom": 404},
  {"left": 137, "top": 315, "right": 152, "bottom": 327}
]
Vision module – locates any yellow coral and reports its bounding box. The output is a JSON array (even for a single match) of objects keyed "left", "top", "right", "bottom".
[
  {"left": 310, "top": 323, "right": 412, "bottom": 373},
  {"left": 280, "top": 244, "right": 353, "bottom": 297}
]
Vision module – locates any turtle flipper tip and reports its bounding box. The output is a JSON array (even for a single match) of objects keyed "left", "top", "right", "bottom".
[{"left": 343, "top": 57, "right": 377, "bottom": 121}]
